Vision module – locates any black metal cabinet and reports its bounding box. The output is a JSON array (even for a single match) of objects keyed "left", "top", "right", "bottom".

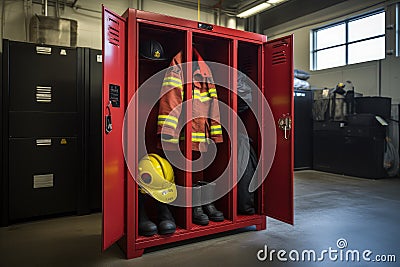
[
  {"left": 313, "top": 127, "right": 345, "bottom": 172},
  {"left": 313, "top": 120, "right": 386, "bottom": 179},
  {"left": 0, "top": 51, "right": 5, "bottom": 226},
  {"left": 1, "top": 40, "right": 84, "bottom": 225},
  {"left": 79, "top": 48, "right": 102, "bottom": 211},
  {"left": 294, "top": 89, "right": 313, "bottom": 169}
]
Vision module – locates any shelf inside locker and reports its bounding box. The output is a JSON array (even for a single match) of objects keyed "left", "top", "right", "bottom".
[
  {"left": 136, "top": 226, "right": 189, "bottom": 243},
  {"left": 236, "top": 214, "right": 263, "bottom": 222},
  {"left": 190, "top": 219, "right": 233, "bottom": 231},
  {"left": 135, "top": 218, "right": 261, "bottom": 250}
]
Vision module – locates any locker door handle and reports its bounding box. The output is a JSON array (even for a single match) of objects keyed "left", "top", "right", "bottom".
[
  {"left": 105, "top": 102, "right": 113, "bottom": 134},
  {"left": 278, "top": 114, "right": 292, "bottom": 140}
]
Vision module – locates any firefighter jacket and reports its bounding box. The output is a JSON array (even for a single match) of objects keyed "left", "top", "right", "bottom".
[{"left": 157, "top": 49, "right": 223, "bottom": 152}]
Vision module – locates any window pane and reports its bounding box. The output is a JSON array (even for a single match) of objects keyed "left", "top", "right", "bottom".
[
  {"left": 316, "top": 23, "right": 346, "bottom": 50},
  {"left": 348, "top": 37, "right": 385, "bottom": 64},
  {"left": 348, "top": 12, "right": 385, "bottom": 42},
  {"left": 316, "top": 46, "right": 346, "bottom": 70}
]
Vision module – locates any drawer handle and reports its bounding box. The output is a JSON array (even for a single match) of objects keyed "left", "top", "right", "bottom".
[
  {"left": 36, "top": 86, "right": 52, "bottom": 103},
  {"left": 33, "top": 174, "right": 54, "bottom": 188},
  {"left": 36, "top": 46, "right": 52, "bottom": 55},
  {"left": 36, "top": 139, "right": 52, "bottom": 146}
]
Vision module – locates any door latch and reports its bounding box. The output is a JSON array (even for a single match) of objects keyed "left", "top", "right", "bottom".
[
  {"left": 278, "top": 114, "right": 292, "bottom": 140},
  {"left": 105, "top": 102, "right": 112, "bottom": 134}
]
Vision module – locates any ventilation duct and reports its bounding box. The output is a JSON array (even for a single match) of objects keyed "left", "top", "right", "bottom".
[{"left": 29, "top": 15, "right": 77, "bottom": 47}]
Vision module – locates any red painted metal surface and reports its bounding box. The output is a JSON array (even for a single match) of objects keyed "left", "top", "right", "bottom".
[
  {"left": 264, "top": 35, "right": 294, "bottom": 224},
  {"left": 232, "top": 40, "right": 238, "bottom": 223},
  {"left": 102, "top": 7, "right": 126, "bottom": 250},
  {"left": 135, "top": 10, "right": 266, "bottom": 43},
  {"left": 185, "top": 30, "right": 193, "bottom": 229},
  {"left": 124, "top": 8, "right": 140, "bottom": 259}
]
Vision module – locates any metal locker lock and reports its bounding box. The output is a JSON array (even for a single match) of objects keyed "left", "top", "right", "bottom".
[
  {"left": 105, "top": 102, "right": 113, "bottom": 134},
  {"left": 278, "top": 114, "right": 292, "bottom": 140}
]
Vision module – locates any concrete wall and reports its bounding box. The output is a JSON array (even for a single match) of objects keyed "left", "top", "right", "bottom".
[
  {"left": 0, "top": 0, "right": 236, "bottom": 51},
  {"left": 264, "top": 0, "right": 400, "bottom": 103}
]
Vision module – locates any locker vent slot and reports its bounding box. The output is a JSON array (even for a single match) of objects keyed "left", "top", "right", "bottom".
[
  {"left": 36, "top": 139, "right": 52, "bottom": 146},
  {"left": 108, "top": 22, "right": 120, "bottom": 46},
  {"left": 33, "top": 174, "right": 54, "bottom": 189},
  {"left": 36, "top": 46, "right": 52, "bottom": 55},
  {"left": 272, "top": 43, "right": 287, "bottom": 49},
  {"left": 272, "top": 50, "right": 287, "bottom": 65},
  {"left": 36, "top": 86, "right": 52, "bottom": 103}
]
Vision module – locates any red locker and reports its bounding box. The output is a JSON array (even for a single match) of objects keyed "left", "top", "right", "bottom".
[{"left": 102, "top": 7, "right": 293, "bottom": 258}]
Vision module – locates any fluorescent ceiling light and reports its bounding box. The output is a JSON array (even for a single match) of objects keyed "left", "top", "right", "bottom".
[
  {"left": 267, "top": 0, "right": 286, "bottom": 4},
  {"left": 236, "top": 3, "right": 271, "bottom": 18}
]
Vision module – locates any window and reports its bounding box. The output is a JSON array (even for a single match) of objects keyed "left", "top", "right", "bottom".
[
  {"left": 311, "top": 10, "right": 385, "bottom": 70},
  {"left": 397, "top": 3, "right": 399, "bottom": 57}
]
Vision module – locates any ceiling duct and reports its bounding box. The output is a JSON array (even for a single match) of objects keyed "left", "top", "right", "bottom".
[{"left": 30, "top": 15, "right": 77, "bottom": 47}]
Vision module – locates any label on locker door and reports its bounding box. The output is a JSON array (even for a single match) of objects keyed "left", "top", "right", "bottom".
[
  {"left": 33, "top": 174, "right": 54, "bottom": 188},
  {"left": 109, "top": 84, "right": 120, "bottom": 107}
]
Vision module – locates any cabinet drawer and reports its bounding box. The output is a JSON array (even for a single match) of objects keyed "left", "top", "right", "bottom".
[
  {"left": 8, "top": 41, "right": 77, "bottom": 112},
  {"left": 9, "top": 137, "right": 79, "bottom": 221}
]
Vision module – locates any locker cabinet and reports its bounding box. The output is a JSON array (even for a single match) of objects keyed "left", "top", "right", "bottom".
[
  {"left": 294, "top": 89, "right": 313, "bottom": 169},
  {"left": 1, "top": 40, "right": 83, "bottom": 225},
  {"left": 79, "top": 48, "right": 103, "bottom": 211},
  {"left": 102, "top": 7, "right": 294, "bottom": 258}
]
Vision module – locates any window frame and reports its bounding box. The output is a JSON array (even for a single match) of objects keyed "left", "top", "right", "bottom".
[{"left": 311, "top": 9, "right": 385, "bottom": 70}]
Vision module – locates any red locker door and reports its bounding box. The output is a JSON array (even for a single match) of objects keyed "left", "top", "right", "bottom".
[
  {"left": 102, "top": 7, "right": 126, "bottom": 250},
  {"left": 263, "top": 35, "right": 294, "bottom": 225}
]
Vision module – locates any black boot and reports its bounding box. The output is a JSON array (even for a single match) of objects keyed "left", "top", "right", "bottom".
[
  {"left": 157, "top": 202, "right": 176, "bottom": 235},
  {"left": 138, "top": 193, "right": 157, "bottom": 236},
  {"left": 192, "top": 185, "right": 209, "bottom": 225},
  {"left": 198, "top": 181, "right": 224, "bottom": 222}
]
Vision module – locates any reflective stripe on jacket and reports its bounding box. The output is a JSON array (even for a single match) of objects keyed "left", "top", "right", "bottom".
[{"left": 157, "top": 49, "right": 223, "bottom": 151}]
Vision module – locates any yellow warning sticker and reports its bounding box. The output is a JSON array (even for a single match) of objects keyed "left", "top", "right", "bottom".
[{"left": 60, "top": 138, "right": 67, "bottom": 145}]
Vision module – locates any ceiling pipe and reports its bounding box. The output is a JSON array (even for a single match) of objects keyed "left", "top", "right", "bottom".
[
  {"left": 1, "top": 0, "right": 5, "bottom": 49},
  {"left": 71, "top": 0, "right": 78, "bottom": 8},
  {"left": 44, "top": 0, "right": 48, "bottom": 16},
  {"left": 55, "top": 0, "right": 59, "bottom": 17}
]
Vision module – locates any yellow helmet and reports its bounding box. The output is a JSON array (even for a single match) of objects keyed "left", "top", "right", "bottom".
[{"left": 138, "top": 154, "right": 177, "bottom": 203}]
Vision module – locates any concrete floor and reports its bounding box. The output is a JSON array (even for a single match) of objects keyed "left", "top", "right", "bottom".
[{"left": 0, "top": 170, "right": 399, "bottom": 267}]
